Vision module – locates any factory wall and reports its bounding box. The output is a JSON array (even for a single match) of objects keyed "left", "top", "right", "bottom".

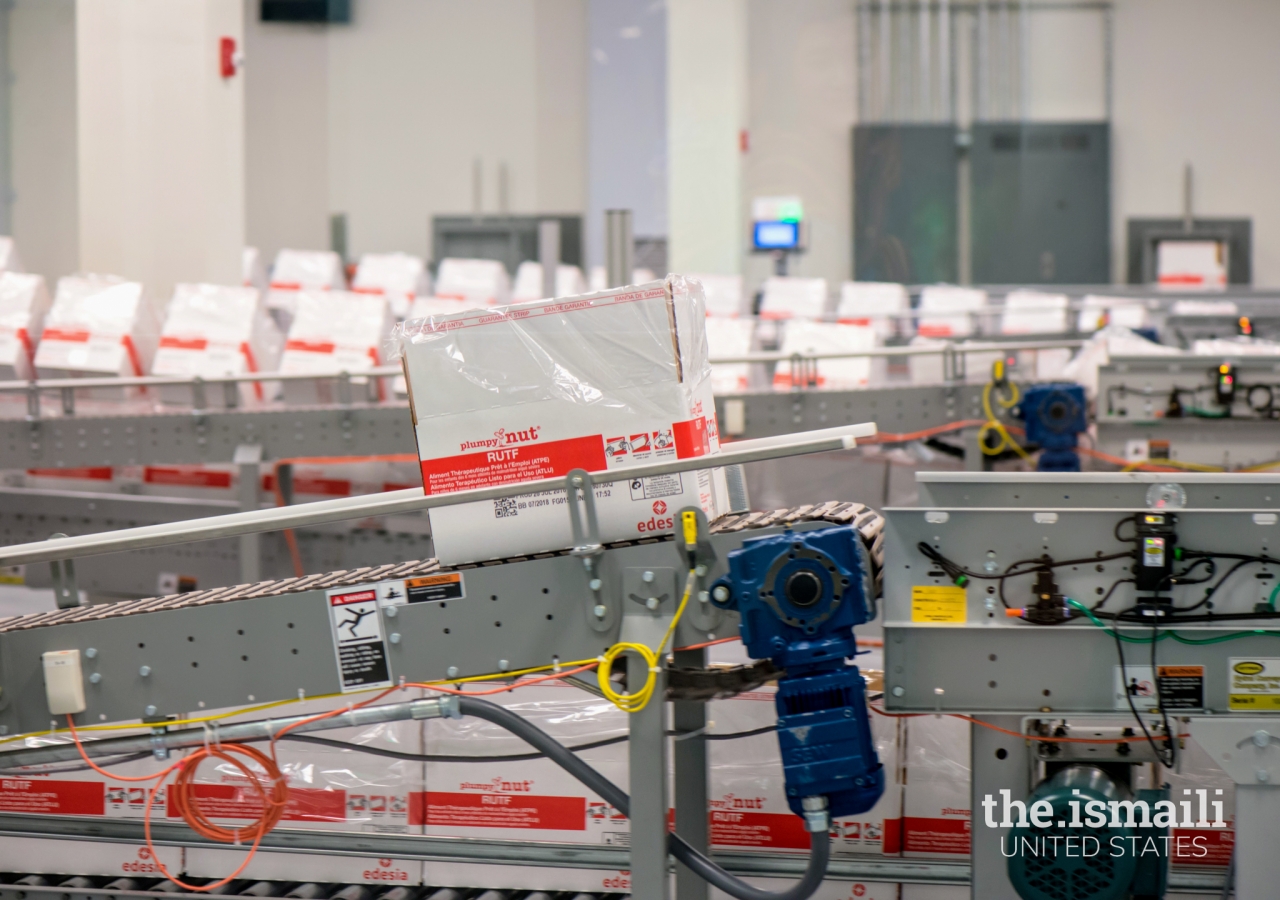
[
  {"left": 742, "top": 0, "right": 857, "bottom": 291},
  {"left": 246, "top": 0, "right": 587, "bottom": 267},
  {"left": 9, "top": 0, "right": 79, "bottom": 283},
  {"left": 1111, "top": 0, "right": 1280, "bottom": 286}
]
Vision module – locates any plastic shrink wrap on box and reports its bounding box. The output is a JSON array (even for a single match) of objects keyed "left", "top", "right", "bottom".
[
  {"left": 267, "top": 249, "right": 346, "bottom": 329},
  {"left": 353, "top": 252, "right": 431, "bottom": 319},
  {"left": 34, "top": 275, "right": 158, "bottom": 392},
  {"left": 279, "top": 290, "right": 393, "bottom": 405},
  {"left": 434, "top": 258, "right": 511, "bottom": 307},
  {"left": 0, "top": 272, "right": 51, "bottom": 380},
  {"left": 397, "top": 275, "right": 726, "bottom": 565},
  {"left": 152, "top": 283, "right": 282, "bottom": 406}
]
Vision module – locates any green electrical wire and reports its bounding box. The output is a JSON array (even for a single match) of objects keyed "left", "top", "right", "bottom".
[
  {"left": 1065, "top": 597, "right": 1280, "bottom": 645},
  {"left": 1268, "top": 581, "right": 1280, "bottom": 611}
]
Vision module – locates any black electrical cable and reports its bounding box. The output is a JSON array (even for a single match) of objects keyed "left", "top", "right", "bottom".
[
  {"left": 1114, "top": 514, "right": 1138, "bottom": 544},
  {"left": 0, "top": 751, "right": 155, "bottom": 776},
  {"left": 454, "top": 695, "right": 830, "bottom": 900},
  {"left": 1148, "top": 617, "right": 1178, "bottom": 770},
  {"left": 1112, "top": 617, "right": 1174, "bottom": 768},
  {"left": 278, "top": 723, "right": 779, "bottom": 763},
  {"left": 918, "top": 543, "right": 1131, "bottom": 610},
  {"left": 1091, "top": 578, "right": 1134, "bottom": 612}
]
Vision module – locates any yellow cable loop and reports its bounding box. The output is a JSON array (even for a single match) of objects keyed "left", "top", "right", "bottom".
[
  {"left": 1121, "top": 457, "right": 1224, "bottom": 473},
  {"left": 597, "top": 568, "right": 697, "bottom": 714},
  {"left": 978, "top": 379, "right": 1031, "bottom": 460}
]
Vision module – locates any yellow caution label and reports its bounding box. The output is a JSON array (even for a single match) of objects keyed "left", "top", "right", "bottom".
[
  {"left": 911, "top": 585, "right": 967, "bottom": 624},
  {"left": 1229, "top": 657, "right": 1280, "bottom": 710}
]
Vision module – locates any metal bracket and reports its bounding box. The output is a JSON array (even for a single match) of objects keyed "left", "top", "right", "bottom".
[
  {"left": 24, "top": 381, "right": 38, "bottom": 420},
  {"left": 191, "top": 376, "right": 207, "bottom": 412},
  {"left": 60, "top": 387, "right": 74, "bottom": 417},
  {"left": 566, "top": 468, "right": 602, "bottom": 557},
  {"left": 46, "top": 533, "right": 79, "bottom": 609},
  {"left": 942, "top": 344, "right": 966, "bottom": 383}
]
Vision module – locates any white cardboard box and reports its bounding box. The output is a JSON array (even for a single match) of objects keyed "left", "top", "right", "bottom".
[
  {"left": 34, "top": 275, "right": 158, "bottom": 382},
  {"left": 0, "top": 837, "right": 183, "bottom": 880},
  {"left": 279, "top": 290, "right": 393, "bottom": 405},
  {"left": 0, "top": 272, "right": 51, "bottom": 380},
  {"left": 399, "top": 276, "right": 725, "bottom": 565},
  {"left": 153, "top": 283, "right": 281, "bottom": 406}
]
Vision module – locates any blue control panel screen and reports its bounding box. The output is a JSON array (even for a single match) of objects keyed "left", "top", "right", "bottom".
[{"left": 753, "top": 220, "right": 800, "bottom": 251}]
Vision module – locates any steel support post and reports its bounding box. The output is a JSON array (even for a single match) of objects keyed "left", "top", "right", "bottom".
[
  {"left": 673, "top": 647, "right": 709, "bottom": 900},
  {"left": 235, "top": 443, "right": 264, "bottom": 583},
  {"left": 969, "top": 716, "right": 1025, "bottom": 900},
  {"left": 629, "top": 651, "right": 669, "bottom": 900}
]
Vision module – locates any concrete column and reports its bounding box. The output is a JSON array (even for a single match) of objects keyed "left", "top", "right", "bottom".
[
  {"left": 667, "top": 0, "right": 747, "bottom": 274},
  {"left": 75, "top": 0, "right": 245, "bottom": 297}
]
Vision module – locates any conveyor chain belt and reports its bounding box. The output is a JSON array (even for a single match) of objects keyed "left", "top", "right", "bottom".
[{"left": 0, "top": 501, "right": 884, "bottom": 636}]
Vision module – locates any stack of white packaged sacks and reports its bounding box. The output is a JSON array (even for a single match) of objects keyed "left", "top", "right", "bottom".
[
  {"left": 434, "top": 258, "right": 511, "bottom": 306},
  {"left": 152, "top": 283, "right": 282, "bottom": 405},
  {"left": 909, "top": 285, "right": 995, "bottom": 384},
  {"left": 0, "top": 727, "right": 186, "bottom": 878},
  {"left": 837, "top": 282, "right": 907, "bottom": 341},
  {"left": 758, "top": 277, "right": 828, "bottom": 320},
  {"left": 707, "top": 684, "right": 903, "bottom": 858},
  {"left": 34, "top": 275, "right": 159, "bottom": 390},
  {"left": 774, "top": 320, "right": 875, "bottom": 390},
  {"left": 512, "top": 261, "right": 587, "bottom": 301},
  {"left": 242, "top": 246, "right": 268, "bottom": 291},
  {"left": 700, "top": 274, "right": 754, "bottom": 394},
  {"left": 587, "top": 266, "right": 657, "bottom": 293},
  {"left": 1078, "top": 294, "right": 1149, "bottom": 333},
  {"left": 184, "top": 692, "right": 425, "bottom": 886},
  {"left": 279, "top": 290, "right": 393, "bottom": 405},
  {"left": 352, "top": 252, "right": 431, "bottom": 319},
  {"left": 0, "top": 272, "right": 51, "bottom": 380},
  {"left": 397, "top": 275, "right": 727, "bottom": 565},
  {"left": 420, "top": 681, "right": 632, "bottom": 893},
  {"left": 266, "top": 249, "right": 346, "bottom": 330}
]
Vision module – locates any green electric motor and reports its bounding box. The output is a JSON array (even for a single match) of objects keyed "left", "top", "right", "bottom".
[{"left": 1007, "top": 766, "right": 1168, "bottom": 900}]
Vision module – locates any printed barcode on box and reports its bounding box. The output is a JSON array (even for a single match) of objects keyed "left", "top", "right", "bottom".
[{"left": 493, "top": 497, "right": 519, "bottom": 519}]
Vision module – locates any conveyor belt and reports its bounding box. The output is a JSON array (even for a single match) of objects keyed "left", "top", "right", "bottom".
[{"left": 0, "top": 501, "right": 884, "bottom": 636}]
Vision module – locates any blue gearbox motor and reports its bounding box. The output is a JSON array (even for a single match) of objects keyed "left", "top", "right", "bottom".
[
  {"left": 1019, "top": 382, "right": 1087, "bottom": 472},
  {"left": 709, "top": 525, "right": 884, "bottom": 819}
]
